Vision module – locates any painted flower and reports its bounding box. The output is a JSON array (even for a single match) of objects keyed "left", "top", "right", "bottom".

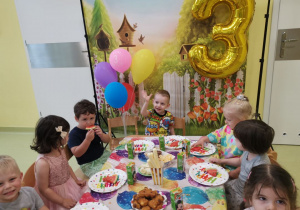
[
  {"left": 215, "top": 95, "right": 220, "bottom": 100},
  {"left": 197, "top": 87, "right": 202, "bottom": 92},
  {"left": 200, "top": 95, "right": 204, "bottom": 99},
  {"left": 240, "top": 82, "right": 244, "bottom": 86},
  {"left": 206, "top": 93, "right": 211, "bottom": 98},
  {"left": 217, "top": 107, "right": 223, "bottom": 113},
  {"left": 204, "top": 112, "right": 210, "bottom": 120},
  {"left": 200, "top": 102, "right": 208, "bottom": 110},
  {"left": 191, "top": 79, "right": 195, "bottom": 82},
  {"left": 201, "top": 76, "right": 206, "bottom": 81},
  {"left": 187, "top": 112, "right": 197, "bottom": 119},
  {"left": 193, "top": 106, "right": 200, "bottom": 113},
  {"left": 223, "top": 84, "right": 228, "bottom": 89},
  {"left": 211, "top": 114, "right": 217, "bottom": 121},
  {"left": 197, "top": 116, "right": 204, "bottom": 123},
  {"left": 210, "top": 107, "right": 216, "bottom": 112},
  {"left": 194, "top": 81, "right": 199, "bottom": 86}
]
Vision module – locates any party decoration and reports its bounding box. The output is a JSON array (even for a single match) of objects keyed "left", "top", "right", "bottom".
[
  {"left": 94, "top": 62, "right": 118, "bottom": 88},
  {"left": 131, "top": 49, "right": 155, "bottom": 84},
  {"left": 119, "top": 83, "right": 135, "bottom": 112},
  {"left": 109, "top": 48, "right": 132, "bottom": 73},
  {"left": 188, "top": 0, "right": 255, "bottom": 78},
  {"left": 104, "top": 82, "right": 128, "bottom": 108}
]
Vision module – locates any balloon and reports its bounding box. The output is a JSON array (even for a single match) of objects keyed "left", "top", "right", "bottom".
[
  {"left": 104, "top": 82, "right": 128, "bottom": 108},
  {"left": 94, "top": 62, "right": 118, "bottom": 88},
  {"left": 131, "top": 49, "right": 155, "bottom": 84},
  {"left": 109, "top": 48, "right": 132, "bottom": 73},
  {"left": 188, "top": 0, "right": 255, "bottom": 78},
  {"left": 119, "top": 83, "right": 135, "bottom": 112}
]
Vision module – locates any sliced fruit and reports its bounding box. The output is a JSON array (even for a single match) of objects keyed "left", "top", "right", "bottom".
[{"left": 103, "top": 174, "right": 119, "bottom": 184}]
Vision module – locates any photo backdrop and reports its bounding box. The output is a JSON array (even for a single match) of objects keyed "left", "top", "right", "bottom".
[{"left": 82, "top": 0, "right": 248, "bottom": 135}]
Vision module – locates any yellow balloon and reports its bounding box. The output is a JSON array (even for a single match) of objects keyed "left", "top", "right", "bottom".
[
  {"left": 189, "top": 0, "right": 255, "bottom": 78},
  {"left": 131, "top": 49, "right": 155, "bottom": 84}
]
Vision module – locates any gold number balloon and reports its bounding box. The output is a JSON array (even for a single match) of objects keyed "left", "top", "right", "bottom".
[{"left": 188, "top": 0, "right": 255, "bottom": 78}]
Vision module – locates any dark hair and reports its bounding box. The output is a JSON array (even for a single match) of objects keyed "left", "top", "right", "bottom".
[
  {"left": 30, "top": 115, "right": 70, "bottom": 154},
  {"left": 74, "top": 99, "right": 96, "bottom": 119},
  {"left": 244, "top": 164, "right": 297, "bottom": 210},
  {"left": 155, "top": 90, "right": 170, "bottom": 101},
  {"left": 233, "top": 119, "right": 274, "bottom": 154}
]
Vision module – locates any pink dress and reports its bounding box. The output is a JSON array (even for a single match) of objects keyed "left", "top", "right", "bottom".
[{"left": 34, "top": 149, "right": 87, "bottom": 210}]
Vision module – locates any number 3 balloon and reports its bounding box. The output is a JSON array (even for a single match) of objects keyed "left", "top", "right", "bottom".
[{"left": 188, "top": 0, "right": 255, "bottom": 78}]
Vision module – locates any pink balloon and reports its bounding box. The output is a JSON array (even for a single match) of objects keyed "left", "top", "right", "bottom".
[{"left": 109, "top": 48, "right": 132, "bottom": 73}]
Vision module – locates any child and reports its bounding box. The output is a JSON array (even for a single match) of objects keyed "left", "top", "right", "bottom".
[
  {"left": 242, "top": 164, "right": 298, "bottom": 210},
  {"left": 68, "top": 99, "right": 111, "bottom": 178},
  {"left": 210, "top": 119, "right": 274, "bottom": 210},
  {"left": 0, "top": 155, "right": 48, "bottom": 210},
  {"left": 192, "top": 94, "right": 251, "bottom": 177},
  {"left": 141, "top": 90, "right": 175, "bottom": 136},
  {"left": 31, "top": 115, "right": 87, "bottom": 210}
]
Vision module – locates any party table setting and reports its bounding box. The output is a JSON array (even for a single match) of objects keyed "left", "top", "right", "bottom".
[{"left": 74, "top": 136, "right": 228, "bottom": 210}]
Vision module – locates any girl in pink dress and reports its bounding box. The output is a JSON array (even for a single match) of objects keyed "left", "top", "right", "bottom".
[{"left": 31, "top": 115, "right": 87, "bottom": 210}]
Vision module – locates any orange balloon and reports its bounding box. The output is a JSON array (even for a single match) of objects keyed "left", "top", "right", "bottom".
[{"left": 188, "top": 0, "right": 255, "bottom": 78}]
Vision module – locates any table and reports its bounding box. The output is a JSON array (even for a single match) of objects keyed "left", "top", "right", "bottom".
[{"left": 78, "top": 136, "right": 227, "bottom": 210}]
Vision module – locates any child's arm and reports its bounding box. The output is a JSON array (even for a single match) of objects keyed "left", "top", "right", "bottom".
[
  {"left": 69, "top": 165, "right": 86, "bottom": 187},
  {"left": 35, "top": 159, "right": 77, "bottom": 209},
  {"left": 191, "top": 136, "right": 210, "bottom": 148},
  {"left": 141, "top": 90, "right": 152, "bottom": 117},
  {"left": 94, "top": 125, "right": 110, "bottom": 143},
  {"left": 210, "top": 156, "right": 241, "bottom": 167},
  {"left": 71, "top": 130, "right": 95, "bottom": 157},
  {"left": 169, "top": 126, "right": 175, "bottom": 135}
]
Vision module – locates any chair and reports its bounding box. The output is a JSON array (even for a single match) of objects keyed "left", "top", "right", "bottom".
[
  {"left": 22, "top": 146, "right": 74, "bottom": 187},
  {"left": 174, "top": 117, "right": 186, "bottom": 136},
  {"left": 108, "top": 116, "right": 139, "bottom": 150}
]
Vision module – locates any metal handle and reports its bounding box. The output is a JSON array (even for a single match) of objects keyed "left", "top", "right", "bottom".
[{"left": 280, "top": 32, "right": 298, "bottom": 58}]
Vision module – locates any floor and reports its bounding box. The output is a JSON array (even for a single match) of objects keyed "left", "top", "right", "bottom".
[{"left": 1, "top": 130, "right": 299, "bottom": 205}]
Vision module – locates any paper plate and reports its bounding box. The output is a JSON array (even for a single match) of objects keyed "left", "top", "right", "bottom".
[
  {"left": 165, "top": 135, "right": 187, "bottom": 149},
  {"left": 131, "top": 192, "right": 167, "bottom": 210},
  {"left": 189, "top": 162, "right": 229, "bottom": 186},
  {"left": 190, "top": 143, "right": 216, "bottom": 156},
  {"left": 88, "top": 169, "right": 127, "bottom": 193},
  {"left": 71, "top": 202, "right": 109, "bottom": 210},
  {"left": 125, "top": 140, "right": 155, "bottom": 153}
]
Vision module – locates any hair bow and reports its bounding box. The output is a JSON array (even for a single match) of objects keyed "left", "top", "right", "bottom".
[
  {"left": 55, "top": 126, "right": 68, "bottom": 139},
  {"left": 236, "top": 94, "right": 247, "bottom": 101}
]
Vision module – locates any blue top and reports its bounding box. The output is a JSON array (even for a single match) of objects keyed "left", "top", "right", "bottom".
[{"left": 68, "top": 126, "right": 104, "bottom": 165}]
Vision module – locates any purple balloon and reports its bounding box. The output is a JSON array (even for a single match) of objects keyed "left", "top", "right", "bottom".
[{"left": 94, "top": 62, "right": 118, "bottom": 88}]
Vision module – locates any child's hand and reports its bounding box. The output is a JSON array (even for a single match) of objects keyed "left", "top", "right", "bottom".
[
  {"left": 210, "top": 157, "right": 222, "bottom": 164},
  {"left": 191, "top": 137, "right": 208, "bottom": 148},
  {"left": 142, "top": 90, "right": 152, "bottom": 102},
  {"left": 61, "top": 198, "right": 77, "bottom": 209},
  {"left": 76, "top": 179, "right": 86, "bottom": 188},
  {"left": 94, "top": 125, "right": 103, "bottom": 136},
  {"left": 85, "top": 129, "right": 95, "bottom": 142}
]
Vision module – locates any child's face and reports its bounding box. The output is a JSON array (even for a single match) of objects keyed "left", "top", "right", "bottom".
[
  {"left": 235, "top": 138, "right": 245, "bottom": 151},
  {"left": 152, "top": 94, "right": 170, "bottom": 115},
  {"left": 0, "top": 169, "right": 23, "bottom": 203},
  {"left": 76, "top": 113, "right": 96, "bottom": 130},
  {"left": 223, "top": 107, "right": 243, "bottom": 130},
  {"left": 250, "top": 185, "right": 289, "bottom": 210},
  {"left": 177, "top": 203, "right": 183, "bottom": 210}
]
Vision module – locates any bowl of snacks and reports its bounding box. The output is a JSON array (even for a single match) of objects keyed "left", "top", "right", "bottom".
[
  {"left": 145, "top": 150, "right": 175, "bottom": 167},
  {"left": 131, "top": 187, "right": 167, "bottom": 210}
]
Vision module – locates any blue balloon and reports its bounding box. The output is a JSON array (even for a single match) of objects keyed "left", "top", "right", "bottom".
[
  {"left": 105, "top": 82, "right": 128, "bottom": 108},
  {"left": 94, "top": 62, "right": 118, "bottom": 88}
]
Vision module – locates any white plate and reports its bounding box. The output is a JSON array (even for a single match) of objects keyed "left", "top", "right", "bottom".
[
  {"left": 131, "top": 192, "right": 167, "bottom": 210},
  {"left": 190, "top": 143, "right": 216, "bottom": 156},
  {"left": 125, "top": 140, "right": 155, "bottom": 153},
  {"left": 189, "top": 162, "right": 229, "bottom": 186},
  {"left": 88, "top": 169, "right": 127, "bottom": 193},
  {"left": 165, "top": 135, "right": 188, "bottom": 149},
  {"left": 71, "top": 202, "right": 109, "bottom": 210}
]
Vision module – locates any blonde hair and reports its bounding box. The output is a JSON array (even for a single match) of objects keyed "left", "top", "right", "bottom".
[
  {"left": 223, "top": 94, "right": 252, "bottom": 120},
  {"left": 0, "top": 155, "right": 21, "bottom": 174}
]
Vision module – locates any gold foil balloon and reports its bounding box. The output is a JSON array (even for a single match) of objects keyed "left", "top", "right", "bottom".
[
  {"left": 188, "top": 0, "right": 255, "bottom": 78},
  {"left": 131, "top": 49, "right": 155, "bottom": 84}
]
